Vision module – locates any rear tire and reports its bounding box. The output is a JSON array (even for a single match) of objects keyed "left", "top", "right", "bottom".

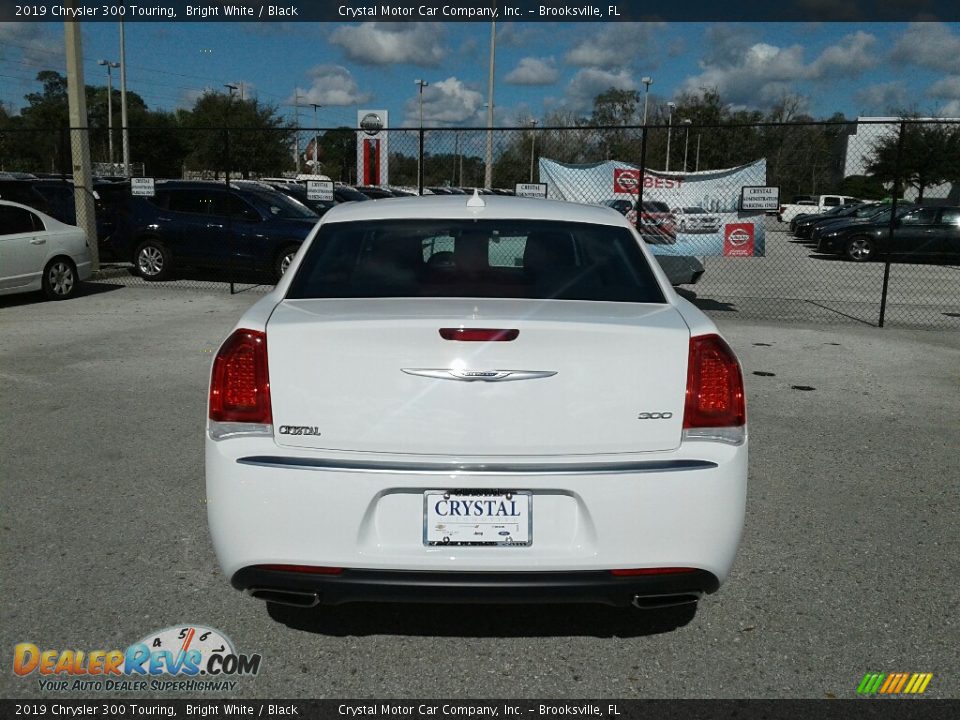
[
  {"left": 41, "top": 257, "right": 78, "bottom": 301},
  {"left": 274, "top": 243, "right": 299, "bottom": 283},
  {"left": 135, "top": 239, "right": 173, "bottom": 280},
  {"left": 845, "top": 236, "right": 874, "bottom": 262}
]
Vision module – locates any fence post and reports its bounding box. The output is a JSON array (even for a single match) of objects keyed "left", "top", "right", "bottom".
[
  {"left": 878, "top": 120, "right": 906, "bottom": 328},
  {"left": 224, "top": 127, "right": 235, "bottom": 294},
  {"left": 59, "top": 124, "right": 68, "bottom": 180},
  {"left": 418, "top": 129, "right": 425, "bottom": 195}
]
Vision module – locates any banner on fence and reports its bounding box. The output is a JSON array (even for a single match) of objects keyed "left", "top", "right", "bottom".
[{"left": 539, "top": 157, "right": 768, "bottom": 257}]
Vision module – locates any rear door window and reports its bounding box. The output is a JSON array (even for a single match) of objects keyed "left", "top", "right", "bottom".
[
  {"left": 287, "top": 219, "right": 665, "bottom": 304},
  {"left": 0, "top": 205, "right": 43, "bottom": 234}
]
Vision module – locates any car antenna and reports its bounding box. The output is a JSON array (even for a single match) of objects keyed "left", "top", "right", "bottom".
[{"left": 466, "top": 188, "right": 485, "bottom": 208}]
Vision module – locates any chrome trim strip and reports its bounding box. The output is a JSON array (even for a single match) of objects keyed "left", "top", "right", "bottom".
[
  {"left": 208, "top": 422, "right": 274, "bottom": 441},
  {"left": 236, "top": 456, "right": 718, "bottom": 475},
  {"left": 402, "top": 368, "right": 558, "bottom": 382}
]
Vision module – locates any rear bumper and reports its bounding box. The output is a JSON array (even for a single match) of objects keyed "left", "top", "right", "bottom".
[{"left": 232, "top": 567, "right": 719, "bottom": 607}]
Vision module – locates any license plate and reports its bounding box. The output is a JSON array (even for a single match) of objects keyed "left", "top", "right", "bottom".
[{"left": 423, "top": 491, "right": 531, "bottom": 546}]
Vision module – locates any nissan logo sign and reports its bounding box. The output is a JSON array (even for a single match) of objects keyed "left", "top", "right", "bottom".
[
  {"left": 728, "top": 228, "right": 751, "bottom": 246},
  {"left": 360, "top": 113, "right": 383, "bottom": 136}
]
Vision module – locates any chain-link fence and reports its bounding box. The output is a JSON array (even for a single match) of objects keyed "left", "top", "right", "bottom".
[{"left": 2, "top": 119, "right": 957, "bottom": 327}]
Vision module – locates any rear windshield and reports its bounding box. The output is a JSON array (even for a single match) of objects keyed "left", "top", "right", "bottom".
[{"left": 286, "top": 219, "right": 665, "bottom": 303}]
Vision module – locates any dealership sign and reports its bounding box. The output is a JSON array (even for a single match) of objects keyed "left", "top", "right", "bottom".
[
  {"left": 740, "top": 185, "right": 780, "bottom": 211},
  {"left": 515, "top": 183, "right": 548, "bottom": 198},
  {"left": 724, "top": 223, "right": 755, "bottom": 256},
  {"left": 356, "top": 109, "right": 389, "bottom": 186}
]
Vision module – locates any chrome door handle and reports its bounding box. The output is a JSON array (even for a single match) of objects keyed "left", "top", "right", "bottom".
[
  {"left": 206, "top": 223, "right": 223, "bottom": 228},
  {"left": 30, "top": 238, "right": 47, "bottom": 245}
]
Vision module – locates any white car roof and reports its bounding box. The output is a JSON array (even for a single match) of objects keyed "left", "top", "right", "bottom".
[{"left": 320, "top": 194, "right": 628, "bottom": 226}]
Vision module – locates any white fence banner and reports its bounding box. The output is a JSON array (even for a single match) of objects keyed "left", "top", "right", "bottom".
[{"left": 538, "top": 158, "right": 768, "bottom": 257}]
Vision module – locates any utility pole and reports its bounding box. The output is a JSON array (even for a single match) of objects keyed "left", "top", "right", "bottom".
[
  {"left": 484, "top": 21, "right": 496, "bottom": 189},
  {"left": 310, "top": 103, "right": 321, "bottom": 175},
  {"left": 119, "top": 18, "right": 130, "bottom": 177},
  {"left": 64, "top": 12, "right": 99, "bottom": 270},
  {"left": 293, "top": 90, "right": 301, "bottom": 173}
]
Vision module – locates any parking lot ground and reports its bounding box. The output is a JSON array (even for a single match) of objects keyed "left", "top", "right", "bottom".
[
  {"left": 683, "top": 225, "right": 960, "bottom": 329},
  {"left": 2, "top": 283, "right": 958, "bottom": 699}
]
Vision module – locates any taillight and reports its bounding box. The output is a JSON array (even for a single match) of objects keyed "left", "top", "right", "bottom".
[
  {"left": 683, "top": 334, "right": 745, "bottom": 429},
  {"left": 209, "top": 329, "right": 272, "bottom": 424}
]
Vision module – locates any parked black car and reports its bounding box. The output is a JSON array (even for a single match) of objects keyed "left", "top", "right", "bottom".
[
  {"left": 790, "top": 203, "right": 861, "bottom": 235},
  {"left": 0, "top": 178, "right": 122, "bottom": 243},
  {"left": 816, "top": 205, "right": 960, "bottom": 262},
  {"left": 263, "top": 181, "right": 336, "bottom": 217},
  {"left": 107, "top": 181, "right": 319, "bottom": 281}
]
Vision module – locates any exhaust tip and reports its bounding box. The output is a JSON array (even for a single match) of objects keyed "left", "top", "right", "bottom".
[
  {"left": 248, "top": 588, "right": 320, "bottom": 608},
  {"left": 631, "top": 593, "right": 702, "bottom": 610}
]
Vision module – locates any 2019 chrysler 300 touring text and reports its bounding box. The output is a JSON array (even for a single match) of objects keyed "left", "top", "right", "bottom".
[{"left": 205, "top": 193, "right": 748, "bottom": 619}]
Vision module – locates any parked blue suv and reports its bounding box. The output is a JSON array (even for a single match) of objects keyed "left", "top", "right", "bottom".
[{"left": 108, "top": 181, "right": 319, "bottom": 282}]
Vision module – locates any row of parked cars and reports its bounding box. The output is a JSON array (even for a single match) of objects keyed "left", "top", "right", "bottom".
[
  {"left": 788, "top": 200, "right": 960, "bottom": 262},
  {"left": 0, "top": 176, "right": 525, "bottom": 299}
]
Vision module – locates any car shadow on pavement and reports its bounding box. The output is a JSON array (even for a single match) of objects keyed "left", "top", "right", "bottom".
[
  {"left": 674, "top": 288, "right": 738, "bottom": 313},
  {"left": 0, "top": 281, "right": 124, "bottom": 308},
  {"left": 266, "top": 601, "right": 697, "bottom": 639}
]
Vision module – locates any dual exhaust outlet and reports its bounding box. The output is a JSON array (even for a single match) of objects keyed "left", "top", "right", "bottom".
[{"left": 248, "top": 588, "right": 702, "bottom": 610}]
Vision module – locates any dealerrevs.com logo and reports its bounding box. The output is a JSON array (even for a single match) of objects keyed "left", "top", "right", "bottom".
[{"left": 13, "top": 625, "right": 262, "bottom": 692}]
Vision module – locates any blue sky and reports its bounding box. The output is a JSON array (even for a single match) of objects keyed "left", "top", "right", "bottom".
[{"left": 2, "top": 21, "right": 960, "bottom": 126}]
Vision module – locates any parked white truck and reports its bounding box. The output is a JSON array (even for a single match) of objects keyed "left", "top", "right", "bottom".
[{"left": 777, "top": 194, "right": 860, "bottom": 223}]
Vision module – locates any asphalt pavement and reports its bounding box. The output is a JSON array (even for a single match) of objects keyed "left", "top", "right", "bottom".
[{"left": 1, "top": 281, "right": 958, "bottom": 699}]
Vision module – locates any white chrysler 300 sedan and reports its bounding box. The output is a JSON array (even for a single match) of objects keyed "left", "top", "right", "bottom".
[{"left": 206, "top": 193, "right": 747, "bottom": 614}]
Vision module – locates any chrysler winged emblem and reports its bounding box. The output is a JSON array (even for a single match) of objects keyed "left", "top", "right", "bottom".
[{"left": 402, "top": 368, "right": 557, "bottom": 382}]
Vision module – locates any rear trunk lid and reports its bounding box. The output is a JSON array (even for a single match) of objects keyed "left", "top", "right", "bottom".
[{"left": 266, "top": 298, "right": 690, "bottom": 456}]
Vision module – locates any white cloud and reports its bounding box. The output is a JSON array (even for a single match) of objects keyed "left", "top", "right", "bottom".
[
  {"left": 565, "top": 68, "right": 637, "bottom": 114},
  {"left": 808, "top": 31, "right": 877, "bottom": 79},
  {"left": 404, "top": 76, "right": 484, "bottom": 125},
  {"left": 928, "top": 76, "right": 960, "bottom": 100},
  {"left": 293, "top": 65, "right": 370, "bottom": 107},
  {"left": 853, "top": 81, "right": 909, "bottom": 114},
  {"left": 564, "top": 23, "right": 665, "bottom": 70},
  {"left": 330, "top": 23, "right": 446, "bottom": 67},
  {"left": 0, "top": 23, "right": 64, "bottom": 70},
  {"left": 891, "top": 22, "right": 960, "bottom": 74},
  {"left": 679, "top": 31, "right": 877, "bottom": 109},
  {"left": 504, "top": 57, "right": 559, "bottom": 86}
]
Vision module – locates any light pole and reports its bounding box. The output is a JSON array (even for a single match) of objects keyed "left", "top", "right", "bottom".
[
  {"left": 695, "top": 132, "right": 702, "bottom": 172},
  {"left": 98, "top": 59, "right": 120, "bottom": 170},
  {"left": 414, "top": 79, "right": 428, "bottom": 189},
  {"left": 528, "top": 119, "right": 538, "bottom": 182},
  {"left": 641, "top": 76, "right": 653, "bottom": 126},
  {"left": 310, "top": 103, "right": 321, "bottom": 174},
  {"left": 681, "top": 118, "right": 692, "bottom": 172},
  {"left": 665, "top": 101, "right": 676, "bottom": 172},
  {"left": 118, "top": 19, "right": 130, "bottom": 176}
]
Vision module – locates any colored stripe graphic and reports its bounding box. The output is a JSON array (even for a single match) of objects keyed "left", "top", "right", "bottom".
[{"left": 857, "top": 672, "right": 932, "bottom": 695}]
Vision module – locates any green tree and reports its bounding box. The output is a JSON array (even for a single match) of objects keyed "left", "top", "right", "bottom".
[
  {"left": 866, "top": 122, "right": 960, "bottom": 201},
  {"left": 182, "top": 91, "right": 293, "bottom": 178}
]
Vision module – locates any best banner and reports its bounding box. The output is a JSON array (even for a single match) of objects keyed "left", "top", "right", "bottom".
[{"left": 539, "top": 158, "right": 768, "bottom": 257}]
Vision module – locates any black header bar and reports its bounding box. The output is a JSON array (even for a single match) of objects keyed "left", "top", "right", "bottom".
[{"left": 3, "top": 0, "right": 960, "bottom": 23}]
